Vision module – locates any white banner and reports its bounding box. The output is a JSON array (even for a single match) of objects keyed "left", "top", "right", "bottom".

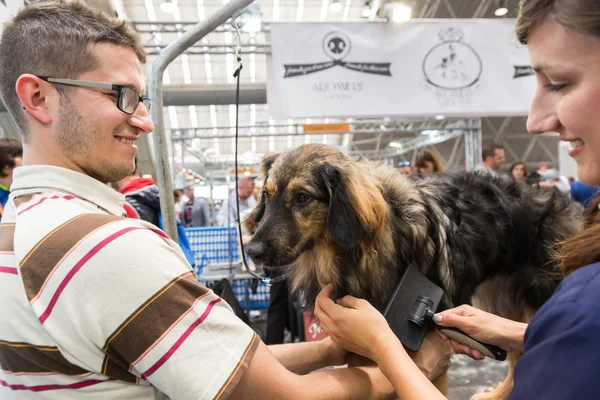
[{"left": 267, "top": 20, "right": 535, "bottom": 119}]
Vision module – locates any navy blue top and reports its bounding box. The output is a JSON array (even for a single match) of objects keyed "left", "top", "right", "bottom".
[{"left": 511, "top": 262, "right": 600, "bottom": 399}]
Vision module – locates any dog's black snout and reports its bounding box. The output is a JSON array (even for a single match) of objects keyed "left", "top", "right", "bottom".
[{"left": 245, "top": 240, "right": 267, "bottom": 261}]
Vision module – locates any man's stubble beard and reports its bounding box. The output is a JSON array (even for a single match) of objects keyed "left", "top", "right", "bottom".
[{"left": 56, "top": 95, "right": 135, "bottom": 183}]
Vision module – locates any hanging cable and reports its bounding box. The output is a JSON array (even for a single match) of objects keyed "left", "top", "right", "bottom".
[{"left": 232, "top": 20, "right": 285, "bottom": 287}]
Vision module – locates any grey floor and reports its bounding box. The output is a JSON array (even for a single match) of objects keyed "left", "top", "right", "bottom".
[
  {"left": 250, "top": 311, "right": 508, "bottom": 400},
  {"left": 447, "top": 355, "right": 508, "bottom": 399}
]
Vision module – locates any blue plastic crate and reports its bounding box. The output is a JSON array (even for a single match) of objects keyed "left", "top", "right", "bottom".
[
  {"left": 185, "top": 226, "right": 239, "bottom": 277},
  {"left": 185, "top": 226, "right": 270, "bottom": 310}
]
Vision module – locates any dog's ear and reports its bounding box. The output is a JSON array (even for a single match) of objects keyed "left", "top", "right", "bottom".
[
  {"left": 260, "top": 152, "right": 280, "bottom": 177},
  {"left": 248, "top": 152, "right": 280, "bottom": 225},
  {"left": 321, "top": 163, "right": 388, "bottom": 249},
  {"left": 321, "top": 165, "right": 366, "bottom": 248}
]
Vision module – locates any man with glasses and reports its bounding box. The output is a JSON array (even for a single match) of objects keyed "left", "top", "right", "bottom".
[
  {"left": 0, "top": 2, "right": 452, "bottom": 399},
  {"left": 396, "top": 160, "right": 414, "bottom": 179}
]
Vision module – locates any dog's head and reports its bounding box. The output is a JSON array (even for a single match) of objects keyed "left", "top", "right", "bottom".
[{"left": 244, "top": 144, "right": 388, "bottom": 270}]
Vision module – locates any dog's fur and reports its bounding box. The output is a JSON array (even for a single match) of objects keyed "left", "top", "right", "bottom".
[{"left": 245, "top": 144, "right": 583, "bottom": 399}]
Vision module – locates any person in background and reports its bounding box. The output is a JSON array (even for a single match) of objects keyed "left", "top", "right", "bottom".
[
  {"left": 0, "top": 138, "right": 22, "bottom": 219},
  {"left": 478, "top": 144, "right": 505, "bottom": 174},
  {"left": 415, "top": 149, "right": 445, "bottom": 175},
  {"left": 173, "top": 188, "right": 183, "bottom": 220},
  {"left": 315, "top": 0, "right": 600, "bottom": 398},
  {"left": 217, "top": 176, "right": 257, "bottom": 226},
  {"left": 114, "top": 166, "right": 195, "bottom": 267},
  {"left": 509, "top": 161, "right": 529, "bottom": 182},
  {"left": 182, "top": 183, "right": 211, "bottom": 227},
  {"left": 396, "top": 161, "right": 414, "bottom": 179}
]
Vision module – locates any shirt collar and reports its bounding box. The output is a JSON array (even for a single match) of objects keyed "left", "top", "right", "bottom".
[{"left": 11, "top": 165, "right": 125, "bottom": 216}]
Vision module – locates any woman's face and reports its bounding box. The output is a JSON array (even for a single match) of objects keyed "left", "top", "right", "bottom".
[
  {"left": 527, "top": 19, "right": 600, "bottom": 186},
  {"left": 512, "top": 164, "right": 526, "bottom": 180},
  {"left": 419, "top": 161, "right": 434, "bottom": 175}
]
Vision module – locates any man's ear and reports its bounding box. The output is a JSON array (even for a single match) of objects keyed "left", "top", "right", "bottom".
[{"left": 15, "top": 74, "right": 53, "bottom": 125}]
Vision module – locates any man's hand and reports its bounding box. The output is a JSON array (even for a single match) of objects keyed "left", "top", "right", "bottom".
[{"left": 408, "top": 330, "right": 453, "bottom": 381}]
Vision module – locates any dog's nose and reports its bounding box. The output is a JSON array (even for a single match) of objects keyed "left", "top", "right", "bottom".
[{"left": 245, "top": 240, "right": 267, "bottom": 262}]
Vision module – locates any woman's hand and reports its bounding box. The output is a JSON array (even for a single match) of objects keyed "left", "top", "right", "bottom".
[
  {"left": 314, "top": 284, "right": 398, "bottom": 363},
  {"left": 319, "top": 336, "right": 349, "bottom": 367},
  {"left": 434, "top": 304, "right": 527, "bottom": 358}
]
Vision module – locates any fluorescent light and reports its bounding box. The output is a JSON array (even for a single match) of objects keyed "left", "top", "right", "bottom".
[
  {"left": 435, "top": 115, "right": 445, "bottom": 120},
  {"left": 296, "top": 0, "right": 304, "bottom": 21},
  {"left": 273, "top": 0, "right": 280, "bottom": 21},
  {"left": 209, "top": 105, "right": 217, "bottom": 128},
  {"left": 287, "top": 135, "right": 293, "bottom": 148},
  {"left": 249, "top": 52, "right": 256, "bottom": 83},
  {"left": 162, "top": 69, "right": 171, "bottom": 85},
  {"left": 269, "top": 136, "right": 275, "bottom": 151},
  {"left": 189, "top": 106, "right": 198, "bottom": 128},
  {"left": 389, "top": 141, "right": 403, "bottom": 149},
  {"left": 322, "top": 134, "right": 328, "bottom": 144},
  {"left": 204, "top": 53, "right": 213, "bottom": 84},
  {"left": 226, "top": 53, "right": 235, "bottom": 84},
  {"left": 181, "top": 54, "right": 192, "bottom": 84},
  {"left": 342, "top": 0, "right": 352, "bottom": 21},
  {"left": 251, "top": 137, "right": 256, "bottom": 153},
  {"left": 197, "top": 0, "right": 205, "bottom": 20},
  {"left": 145, "top": 0, "right": 157, "bottom": 20},
  {"left": 392, "top": 4, "right": 411, "bottom": 22},
  {"left": 168, "top": 106, "right": 179, "bottom": 129},
  {"left": 320, "top": 0, "right": 329, "bottom": 21}
]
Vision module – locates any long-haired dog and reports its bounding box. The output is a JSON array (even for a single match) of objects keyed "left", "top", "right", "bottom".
[{"left": 245, "top": 144, "right": 582, "bottom": 400}]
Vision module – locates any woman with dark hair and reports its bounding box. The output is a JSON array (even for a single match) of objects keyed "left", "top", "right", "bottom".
[
  {"left": 315, "top": 1, "right": 600, "bottom": 398},
  {"left": 509, "top": 161, "right": 528, "bottom": 181},
  {"left": 415, "top": 148, "right": 445, "bottom": 175}
]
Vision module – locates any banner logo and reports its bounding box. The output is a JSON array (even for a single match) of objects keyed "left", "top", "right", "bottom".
[
  {"left": 422, "top": 27, "right": 484, "bottom": 105},
  {"left": 283, "top": 31, "right": 392, "bottom": 78},
  {"left": 423, "top": 27, "right": 482, "bottom": 90}
]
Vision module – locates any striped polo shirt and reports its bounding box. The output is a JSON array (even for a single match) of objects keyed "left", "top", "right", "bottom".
[{"left": 0, "top": 166, "right": 258, "bottom": 399}]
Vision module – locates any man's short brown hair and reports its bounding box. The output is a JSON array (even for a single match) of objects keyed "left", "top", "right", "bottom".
[{"left": 0, "top": 0, "right": 146, "bottom": 141}]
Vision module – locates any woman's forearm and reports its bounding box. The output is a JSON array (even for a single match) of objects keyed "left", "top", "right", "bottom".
[
  {"left": 268, "top": 340, "right": 331, "bottom": 375},
  {"left": 375, "top": 337, "right": 446, "bottom": 400},
  {"left": 502, "top": 321, "right": 528, "bottom": 353}
]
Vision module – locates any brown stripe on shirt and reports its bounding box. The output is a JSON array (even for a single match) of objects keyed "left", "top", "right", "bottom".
[
  {"left": 101, "top": 356, "right": 139, "bottom": 384},
  {"left": 0, "top": 224, "right": 15, "bottom": 252},
  {"left": 19, "top": 213, "right": 122, "bottom": 302},
  {"left": 13, "top": 193, "right": 39, "bottom": 208},
  {"left": 0, "top": 340, "right": 89, "bottom": 375},
  {"left": 214, "top": 333, "right": 260, "bottom": 400},
  {"left": 102, "top": 271, "right": 209, "bottom": 368}
]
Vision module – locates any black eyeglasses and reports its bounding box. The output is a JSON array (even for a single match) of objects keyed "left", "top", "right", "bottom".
[
  {"left": 37, "top": 76, "right": 151, "bottom": 115},
  {"left": 397, "top": 161, "right": 411, "bottom": 167}
]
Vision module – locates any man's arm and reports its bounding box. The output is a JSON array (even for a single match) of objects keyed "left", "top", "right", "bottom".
[
  {"left": 267, "top": 337, "right": 347, "bottom": 375},
  {"left": 230, "top": 341, "right": 395, "bottom": 400}
]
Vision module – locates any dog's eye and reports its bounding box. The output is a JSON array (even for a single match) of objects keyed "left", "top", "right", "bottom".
[
  {"left": 296, "top": 192, "right": 312, "bottom": 205},
  {"left": 262, "top": 190, "right": 269, "bottom": 201}
]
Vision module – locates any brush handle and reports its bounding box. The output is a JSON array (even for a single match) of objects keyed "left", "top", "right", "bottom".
[{"left": 436, "top": 326, "right": 507, "bottom": 361}]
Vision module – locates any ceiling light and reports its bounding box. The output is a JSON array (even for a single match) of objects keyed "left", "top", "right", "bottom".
[
  {"left": 330, "top": 0, "right": 343, "bottom": 13},
  {"left": 494, "top": 0, "right": 508, "bottom": 16},
  {"left": 389, "top": 142, "right": 403, "bottom": 149},
  {"left": 391, "top": 4, "right": 411, "bottom": 23},
  {"left": 160, "top": 0, "right": 176, "bottom": 14},
  {"left": 435, "top": 115, "right": 445, "bottom": 120}
]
